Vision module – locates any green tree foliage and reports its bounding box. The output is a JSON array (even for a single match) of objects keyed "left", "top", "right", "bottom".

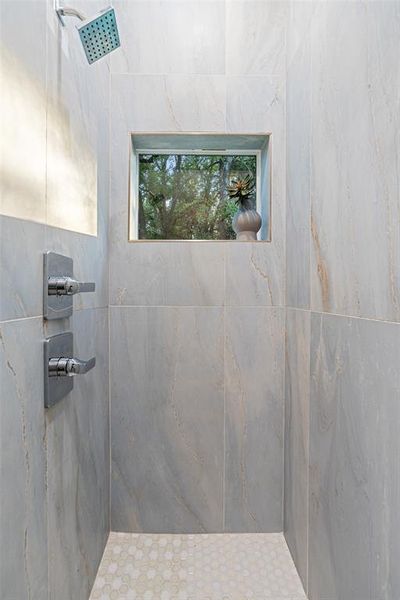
[{"left": 138, "top": 153, "right": 257, "bottom": 240}]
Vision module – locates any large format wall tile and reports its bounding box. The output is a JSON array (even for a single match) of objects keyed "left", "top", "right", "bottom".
[
  {"left": 286, "top": 38, "right": 311, "bottom": 309},
  {"left": 110, "top": 242, "right": 225, "bottom": 306},
  {"left": 0, "top": 216, "right": 46, "bottom": 321},
  {"left": 45, "top": 1, "right": 110, "bottom": 237},
  {"left": 109, "top": 72, "right": 226, "bottom": 304},
  {"left": 309, "top": 313, "right": 400, "bottom": 600},
  {"left": 310, "top": 2, "right": 400, "bottom": 322},
  {"left": 226, "top": 0, "right": 287, "bottom": 76},
  {"left": 225, "top": 242, "right": 282, "bottom": 307},
  {"left": 111, "top": 0, "right": 225, "bottom": 75},
  {"left": 286, "top": 0, "right": 316, "bottom": 69},
  {"left": 111, "top": 73, "right": 226, "bottom": 137},
  {"left": 284, "top": 308, "right": 310, "bottom": 591},
  {"left": 45, "top": 1, "right": 110, "bottom": 309},
  {"left": 110, "top": 306, "right": 224, "bottom": 533},
  {"left": 224, "top": 306, "right": 284, "bottom": 532},
  {"left": 226, "top": 76, "right": 286, "bottom": 308},
  {"left": 0, "top": 0, "right": 47, "bottom": 225},
  {"left": 46, "top": 308, "right": 109, "bottom": 600},
  {"left": 0, "top": 317, "right": 48, "bottom": 600}
]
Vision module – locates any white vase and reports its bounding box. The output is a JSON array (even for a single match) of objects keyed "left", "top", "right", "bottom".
[{"left": 232, "top": 208, "right": 262, "bottom": 241}]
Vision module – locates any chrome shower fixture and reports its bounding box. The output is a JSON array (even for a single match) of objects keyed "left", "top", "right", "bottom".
[{"left": 56, "top": 4, "right": 120, "bottom": 64}]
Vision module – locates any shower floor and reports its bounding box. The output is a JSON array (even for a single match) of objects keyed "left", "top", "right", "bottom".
[{"left": 90, "top": 532, "right": 306, "bottom": 600}]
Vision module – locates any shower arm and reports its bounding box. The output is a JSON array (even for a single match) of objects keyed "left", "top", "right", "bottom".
[{"left": 56, "top": 5, "right": 86, "bottom": 25}]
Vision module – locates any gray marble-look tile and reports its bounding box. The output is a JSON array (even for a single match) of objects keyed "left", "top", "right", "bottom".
[
  {"left": 111, "top": 73, "right": 226, "bottom": 137},
  {"left": 110, "top": 241, "right": 225, "bottom": 306},
  {"left": 46, "top": 1, "right": 110, "bottom": 237},
  {"left": 286, "top": 36, "right": 311, "bottom": 309},
  {"left": 225, "top": 242, "right": 283, "bottom": 306},
  {"left": 46, "top": 308, "right": 109, "bottom": 600},
  {"left": 284, "top": 308, "right": 310, "bottom": 592},
  {"left": 224, "top": 306, "right": 284, "bottom": 532},
  {"left": 0, "top": 317, "right": 48, "bottom": 600},
  {"left": 226, "top": 0, "right": 287, "bottom": 76},
  {"left": 310, "top": 1, "right": 400, "bottom": 322},
  {"left": 0, "top": 216, "right": 46, "bottom": 321},
  {"left": 109, "top": 72, "right": 226, "bottom": 249},
  {"left": 226, "top": 76, "right": 286, "bottom": 308},
  {"left": 108, "top": 74, "right": 225, "bottom": 305},
  {"left": 110, "top": 306, "right": 224, "bottom": 533},
  {"left": 226, "top": 76, "right": 284, "bottom": 135},
  {"left": 111, "top": 0, "right": 225, "bottom": 75},
  {"left": 45, "top": 3, "right": 110, "bottom": 309},
  {"left": 0, "top": 0, "right": 47, "bottom": 224},
  {"left": 286, "top": 0, "right": 316, "bottom": 70},
  {"left": 309, "top": 313, "right": 400, "bottom": 600}
]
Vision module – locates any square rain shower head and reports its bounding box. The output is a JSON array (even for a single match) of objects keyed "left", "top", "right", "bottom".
[{"left": 77, "top": 7, "right": 120, "bottom": 64}]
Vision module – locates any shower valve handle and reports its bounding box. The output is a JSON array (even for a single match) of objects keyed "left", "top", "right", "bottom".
[
  {"left": 48, "top": 276, "right": 95, "bottom": 296},
  {"left": 48, "top": 356, "right": 96, "bottom": 377}
]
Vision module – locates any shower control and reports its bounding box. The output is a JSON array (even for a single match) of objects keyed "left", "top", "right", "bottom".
[
  {"left": 48, "top": 277, "right": 95, "bottom": 296},
  {"left": 44, "top": 252, "right": 95, "bottom": 320},
  {"left": 44, "top": 332, "right": 96, "bottom": 408},
  {"left": 49, "top": 356, "right": 96, "bottom": 377}
]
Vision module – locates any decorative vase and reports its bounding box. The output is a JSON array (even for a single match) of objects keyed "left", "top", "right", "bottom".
[{"left": 232, "top": 208, "right": 262, "bottom": 241}]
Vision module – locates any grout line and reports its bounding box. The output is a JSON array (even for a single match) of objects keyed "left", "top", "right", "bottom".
[
  {"left": 306, "top": 311, "right": 311, "bottom": 598},
  {"left": 107, "top": 305, "right": 400, "bottom": 326},
  {"left": 306, "top": 25, "right": 313, "bottom": 596},
  {"left": 284, "top": 307, "right": 400, "bottom": 326},
  {"left": 1, "top": 307, "right": 398, "bottom": 327},
  {"left": 109, "top": 72, "right": 284, "bottom": 79},
  {"left": 222, "top": 243, "right": 226, "bottom": 532},
  {"left": 0, "top": 315, "right": 44, "bottom": 325},
  {"left": 108, "top": 56, "right": 112, "bottom": 536},
  {"left": 108, "top": 304, "right": 285, "bottom": 309},
  {"left": 282, "top": 307, "right": 286, "bottom": 530}
]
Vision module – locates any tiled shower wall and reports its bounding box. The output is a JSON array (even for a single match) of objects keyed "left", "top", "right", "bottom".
[
  {"left": 109, "top": 0, "right": 288, "bottom": 533},
  {"left": 0, "top": 2, "right": 110, "bottom": 599},
  {"left": 284, "top": 2, "right": 400, "bottom": 599}
]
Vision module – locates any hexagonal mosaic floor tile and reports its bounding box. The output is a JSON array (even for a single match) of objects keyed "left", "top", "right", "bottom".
[{"left": 90, "top": 532, "right": 307, "bottom": 600}]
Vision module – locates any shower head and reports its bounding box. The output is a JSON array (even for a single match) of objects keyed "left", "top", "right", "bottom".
[
  {"left": 77, "top": 7, "right": 120, "bottom": 64},
  {"left": 56, "top": 5, "right": 120, "bottom": 64}
]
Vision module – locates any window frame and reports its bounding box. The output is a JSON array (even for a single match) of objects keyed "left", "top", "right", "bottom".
[{"left": 128, "top": 133, "right": 271, "bottom": 242}]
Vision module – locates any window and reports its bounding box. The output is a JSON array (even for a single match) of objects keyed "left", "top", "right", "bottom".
[{"left": 129, "top": 134, "right": 271, "bottom": 241}]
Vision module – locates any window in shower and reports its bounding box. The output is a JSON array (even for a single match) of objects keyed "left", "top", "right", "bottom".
[{"left": 129, "top": 133, "right": 271, "bottom": 241}]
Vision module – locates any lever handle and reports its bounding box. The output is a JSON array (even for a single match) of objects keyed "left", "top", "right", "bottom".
[
  {"left": 49, "top": 356, "right": 96, "bottom": 377},
  {"left": 48, "top": 277, "right": 95, "bottom": 296}
]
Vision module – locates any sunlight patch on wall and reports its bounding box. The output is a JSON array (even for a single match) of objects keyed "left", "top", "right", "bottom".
[
  {"left": 0, "top": 47, "right": 46, "bottom": 223},
  {"left": 0, "top": 46, "right": 97, "bottom": 235},
  {"left": 46, "top": 95, "right": 97, "bottom": 235}
]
